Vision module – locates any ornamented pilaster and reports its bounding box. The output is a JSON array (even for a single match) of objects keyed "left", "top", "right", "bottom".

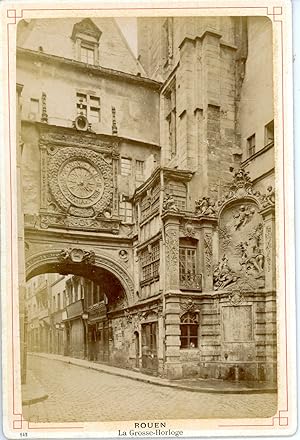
[
  {"left": 198, "top": 217, "right": 217, "bottom": 291},
  {"left": 164, "top": 214, "right": 180, "bottom": 291},
  {"left": 261, "top": 206, "right": 276, "bottom": 290},
  {"left": 204, "top": 232, "right": 213, "bottom": 276},
  {"left": 40, "top": 145, "right": 48, "bottom": 211}
]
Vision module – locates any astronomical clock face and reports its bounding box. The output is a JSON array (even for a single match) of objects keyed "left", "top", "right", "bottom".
[
  {"left": 47, "top": 146, "right": 113, "bottom": 217},
  {"left": 59, "top": 159, "right": 104, "bottom": 208}
]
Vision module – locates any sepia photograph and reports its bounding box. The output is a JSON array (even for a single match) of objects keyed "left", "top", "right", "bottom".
[{"left": 0, "top": 0, "right": 296, "bottom": 438}]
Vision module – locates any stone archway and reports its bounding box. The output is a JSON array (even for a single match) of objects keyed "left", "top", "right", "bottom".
[{"left": 25, "top": 247, "right": 134, "bottom": 306}]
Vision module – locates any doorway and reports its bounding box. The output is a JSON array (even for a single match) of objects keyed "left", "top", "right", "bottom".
[
  {"left": 134, "top": 331, "right": 140, "bottom": 368},
  {"left": 141, "top": 322, "right": 158, "bottom": 374}
]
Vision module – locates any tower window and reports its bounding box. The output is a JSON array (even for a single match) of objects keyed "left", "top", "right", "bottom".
[
  {"left": 120, "top": 157, "right": 132, "bottom": 176},
  {"left": 136, "top": 160, "right": 144, "bottom": 180},
  {"left": 247, "top": 134, "right": 256, "bottom": 157},
  {"left": 264, "top": 120, "right": 274, "bottom": 145}
]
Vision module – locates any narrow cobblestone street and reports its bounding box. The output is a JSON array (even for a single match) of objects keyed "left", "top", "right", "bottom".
[{"left": 22, "top": 356, "right": 278, "bottom": 423}]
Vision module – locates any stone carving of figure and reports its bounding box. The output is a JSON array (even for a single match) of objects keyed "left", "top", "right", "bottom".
[
  {"left": 233, "top": 168, "right": 251, "bottom": 188},
  {"left": 233, "top": 205, "right": 255, "bottom": 230},
  {"left": 58, "top": 248, "right": 70, "bottom": 261},
  {"left": 163, "top": 193, "right": 178, "bottom": 212},
  {"left": 213, "top": 255, "right": 239, "bottom": 290},
  {"left": 195, "top": 197, "right": 216, "bottom": 216},
  {"left": 261, "top": 186, "right": 275, "bottom": 207},
  {"left": 237, "top": 241, "right": 264, "bottom": 275}
]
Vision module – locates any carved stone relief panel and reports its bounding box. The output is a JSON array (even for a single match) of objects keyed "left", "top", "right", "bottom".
[
  {"left": 165, "top": 228, "right": 179, "bottom": 287},
  {"left": 265, "top": 226, "right": 272, "bottom": 272},
  {"left": 216, "top": 201, "right": 265, "bottom": 290},
  {"left": 204, "top": 232, "right": 213, "bottom": 275}
]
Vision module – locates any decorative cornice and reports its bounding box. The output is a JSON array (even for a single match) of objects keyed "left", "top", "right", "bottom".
[
  {"left": 178, "top": 31, "right": 237, "bottom": 51},
  {"left": 21, "top": 120, "right": 160, "bottom": 151},
  {"left": 17, "top": 47, "right": 162, "bottom": 90},
  {"left": 134, "top": 166, "right": 193, "bottom": 200}
]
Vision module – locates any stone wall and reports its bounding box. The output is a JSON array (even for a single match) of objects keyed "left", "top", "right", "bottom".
[
  {"left": 17, "top": 56, "right": 160, "bottom": 146},
  {"left": 177, "top": 293, "right": 276, "bottom": 382}
]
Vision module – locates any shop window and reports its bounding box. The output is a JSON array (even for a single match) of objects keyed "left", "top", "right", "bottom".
[
  {"left": 140, "top": 241, "right": 160, "bottom": 284},
  {"left": 136, "top": 160, "right": 144, "bottom": 180},
  {"left": 180, "top": 312, "right": 199, "bottom": 349},
  {"left": 76, "top": 92, "right": 100, "bottom": 123},
  {"left": 120, "top": 157, "right": 132, "bottom": 176},
  {"left": 264, "top": 120, "right": 274, "bottom": 145},
  {"left": 247, "top": 134, "right": 256, "bottom": 157},
  {"left": 119, "top": 200, "right": 133, "bottom": 223}
]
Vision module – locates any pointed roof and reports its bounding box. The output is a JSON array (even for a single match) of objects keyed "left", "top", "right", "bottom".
[{"left": 71, "top": 18, "right": 102, "bottom": 41}]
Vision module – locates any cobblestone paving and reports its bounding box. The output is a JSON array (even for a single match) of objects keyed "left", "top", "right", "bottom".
[{"left": 23, "top": 356, "right": 277, "bottom": 423}]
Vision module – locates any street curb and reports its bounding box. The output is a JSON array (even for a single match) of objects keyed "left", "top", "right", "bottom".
[
  {"left": 31, "top": 353, "right": 277, "bottom": 395},
  {"left": 22, "top": 394, "right": 49, "bottom": 406}
]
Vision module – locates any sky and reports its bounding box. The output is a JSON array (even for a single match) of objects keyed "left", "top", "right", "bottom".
[{"left": 115, "top": 17, "right": 138, "bottom": 57}]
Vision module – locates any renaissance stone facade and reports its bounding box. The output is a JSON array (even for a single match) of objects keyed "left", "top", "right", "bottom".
[{"left": 19, "top": 16, "right": 276, "bottom": 382}]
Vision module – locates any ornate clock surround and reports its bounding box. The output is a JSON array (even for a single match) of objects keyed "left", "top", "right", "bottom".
[{"left": 39, "top": 127, "right": 119, "bottom": 232}]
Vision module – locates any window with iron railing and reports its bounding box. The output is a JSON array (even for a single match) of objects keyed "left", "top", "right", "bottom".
[{"left": 179, "top": 244, "right": 202, "bottom": 290}]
